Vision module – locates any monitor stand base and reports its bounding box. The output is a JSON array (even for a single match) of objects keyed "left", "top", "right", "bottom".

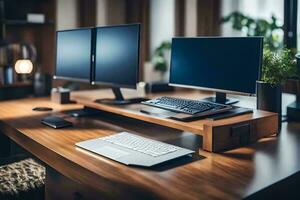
[
  {"left": 202, "top": 92, "right": 239, "bottom": 105},
  {"left": 94, "top": 87, "right": 149, "bottom": 105}
]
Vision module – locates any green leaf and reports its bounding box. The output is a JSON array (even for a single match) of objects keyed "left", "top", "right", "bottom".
[
  {"left": 221, "top": 11, "right": 284, "bottom": 51},
  {"left": 152, "top": 41, "right": 171, "bottom": 73},
  {"left": 261, "top": 47, "right": 298, "bottom": 85}
]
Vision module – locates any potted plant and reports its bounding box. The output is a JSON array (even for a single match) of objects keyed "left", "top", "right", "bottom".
[
  {"left": 257, "top": 48, "right": 297, "bottom": 126},
  {"left": 152, "top": 41, "right": 171, "bottom": 81},
  {"left": 144, "top": 41, "right": 174, "bottom": 93}
]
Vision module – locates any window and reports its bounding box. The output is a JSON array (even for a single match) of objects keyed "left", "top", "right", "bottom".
[{"left": 221, "top": 0, "right": 284, "bottom": 37}]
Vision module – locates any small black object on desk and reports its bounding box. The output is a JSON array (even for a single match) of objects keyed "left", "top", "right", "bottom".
[
  {"left": 41, "top": 116, "right": 73, "bottom": 129},
  {"left": 32, "top": 107, "right": 53, "bottom": 111},
  {"left": 65, "top": 107, "right": 102, "bottom": 117}
]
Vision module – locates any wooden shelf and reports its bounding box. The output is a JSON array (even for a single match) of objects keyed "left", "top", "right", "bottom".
[
  {"left": 0, "top": 0, "right": 56, "bottom": 75},
  {"left": 0, "top": 82, "right": 32, "bottom": 89},
  {"left": 0, "top": 81, "right": 33, "bottom": 100},
  {"left": 71, "top": 89, "right": 278, "bottom": 152},
  {"left": 1, "top": 19, "right": 54, "bottom": 26}
]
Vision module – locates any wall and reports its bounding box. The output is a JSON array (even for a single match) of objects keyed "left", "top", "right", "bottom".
[
  {"left": 185, "top": 0, "right": 197, "bottom": 36},
  {"left": 221, "top": 0, "right": 284, "bottom": 36},
  {"left": 56, "top": 0, "right": 78, "bottom": 30},
  {"left": 145, "top": 0, "right": 175, "bottom": 82},
  {"left": 96, "top": 0, "right": 126, "bottom": 26},
  {"left": 96, "top": 0, "right": 107, "bottom": 26},
  {"left": 150, "top": 0, "right": 175, "bottom": 56}
]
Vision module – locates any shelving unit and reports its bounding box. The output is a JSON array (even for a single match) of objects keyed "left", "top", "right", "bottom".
[
  {"left": 0, "top": 19, "right": 54, "bottom": 26},
  {"left": 0, "top": 0, "right": 56, "bottom": 99},
  {"left": 0, "top": 82, "right": 33, "bottom": 100}
]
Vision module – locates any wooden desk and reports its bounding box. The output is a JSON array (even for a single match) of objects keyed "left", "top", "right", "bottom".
[{"left": 0, "top": 92, "right": 299, "bottom": 199}]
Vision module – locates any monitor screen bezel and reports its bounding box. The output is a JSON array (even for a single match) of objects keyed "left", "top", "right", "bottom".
[
  {"left": 168, "top": 36, "right": 263, "bottom": 96},
  {"left": 91, "top": 23, "right": 141, "bottom": 89},
  {"left": 54, "top": 27, "right": 94, "bottom": 83}
]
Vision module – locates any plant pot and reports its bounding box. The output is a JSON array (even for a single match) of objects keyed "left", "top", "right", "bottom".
[{"left": 256, "top": 81, "right": 282, "bottom": 128}]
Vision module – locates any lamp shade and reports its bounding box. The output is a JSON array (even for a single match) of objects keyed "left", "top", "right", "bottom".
[{"left": 14, "top": 59, "right": 33, "bottom": 74}]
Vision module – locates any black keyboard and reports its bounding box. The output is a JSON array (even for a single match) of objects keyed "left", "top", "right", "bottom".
[{"left": 142, "top": 96, "right": 232, "bottom": 115}]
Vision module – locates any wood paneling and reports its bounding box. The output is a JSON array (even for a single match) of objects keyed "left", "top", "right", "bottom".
[
  {"left": 125, "top": 0, "right": 150, "bottom": 80},
  {"left": 105, "top": 0, "right": 126, "bottom": 25},
  {"left": 197, "top": 0, "right": 221, "bottom": 36},
  {"left": 77, "top": 0, "right": 96, "bottom": 27},
  {"left": 38, "top": 0, "right": 56, "bottom": 75},
  {"left": 283, "top": 79, "right": 300, "bottom": 95},
  {"left": 0, "top": 94, "right": 298, "bottom": 199},
  {"left": 175, "top": 0, "right": 186, "bottom": 36}
]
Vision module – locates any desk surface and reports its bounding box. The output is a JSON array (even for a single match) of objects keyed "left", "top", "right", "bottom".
[{"left": 0, "top": 90, "right": 299, "bottom": 199}]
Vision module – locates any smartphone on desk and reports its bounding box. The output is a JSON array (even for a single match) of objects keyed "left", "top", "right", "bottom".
[{"left": 41, "top": 116, "right": 73, "bottom": 129}]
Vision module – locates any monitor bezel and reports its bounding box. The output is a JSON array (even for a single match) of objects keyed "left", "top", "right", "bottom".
[
  {"left": 91, "top": 23, "right": 141, "bottom": 89},
  {"left": 168, "top": 36, "right": 264, "bottom": 96},
  {"left": 54, "top": 27, "right": 94, "bottom": 83}
]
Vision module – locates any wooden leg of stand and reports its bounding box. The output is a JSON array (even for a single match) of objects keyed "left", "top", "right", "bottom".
[{"left": 202, "top": 126, "right": 213, "bottom": 152}]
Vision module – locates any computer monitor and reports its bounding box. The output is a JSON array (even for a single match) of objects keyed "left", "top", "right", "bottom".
[
  {"left": 52, "top": 28, "right": 95, "bottom": 117},
  {"left": 54, "top": 27, "right": 93, "bottom": 82},
  {"left": 92, "top": 24, "right": 146, "bottom": 105},
  {"left": 169, "top": 37, "right": 263, "bottom": 104}
]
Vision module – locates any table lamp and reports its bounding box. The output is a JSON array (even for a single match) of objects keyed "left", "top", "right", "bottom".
[
  {"left": 14, "top": 59, "right": 33, "bottom": 74},
  {"left": 14, "top": 43, "right": 35, "bottom": 74}
]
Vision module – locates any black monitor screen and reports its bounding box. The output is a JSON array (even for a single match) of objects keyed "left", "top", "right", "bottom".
[
  {"left": 55, "top": 28, "right": 92, "bottom": 81},
  {"left": 94, "top": 24, "right": 140, "bottom": 88},
  {"left": 169, "top": 37, "right": 263, "bottom": 94}
]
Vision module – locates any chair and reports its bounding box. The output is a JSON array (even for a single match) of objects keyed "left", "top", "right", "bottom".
[{"left": 0, "top": 156, "right": 45, "bottom": 200}]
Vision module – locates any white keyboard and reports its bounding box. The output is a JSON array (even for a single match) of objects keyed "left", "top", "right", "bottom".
[{"left": 100, "top": 132, "right": 180, "bottom": 157}]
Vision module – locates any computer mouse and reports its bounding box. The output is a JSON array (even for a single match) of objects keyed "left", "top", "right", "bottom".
[{"left": 32, "top": 107, "right": 53, "bottom": 111}]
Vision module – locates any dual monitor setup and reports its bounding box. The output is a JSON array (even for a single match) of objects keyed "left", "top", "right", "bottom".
[
  {"left": 55, "top": 23, "right": 145, "bottom": 105},
  {"left": 49, "top": 23, "right": 264, "bottom": 166}
]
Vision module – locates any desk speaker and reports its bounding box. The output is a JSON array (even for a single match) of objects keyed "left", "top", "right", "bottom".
[{"left": 34, "top": 73, "right": 52, "bottom": 97}]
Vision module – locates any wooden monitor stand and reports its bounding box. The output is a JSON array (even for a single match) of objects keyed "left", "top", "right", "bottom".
[{"left": 71, "top": 89, "right": 278, "bottom": 152}]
